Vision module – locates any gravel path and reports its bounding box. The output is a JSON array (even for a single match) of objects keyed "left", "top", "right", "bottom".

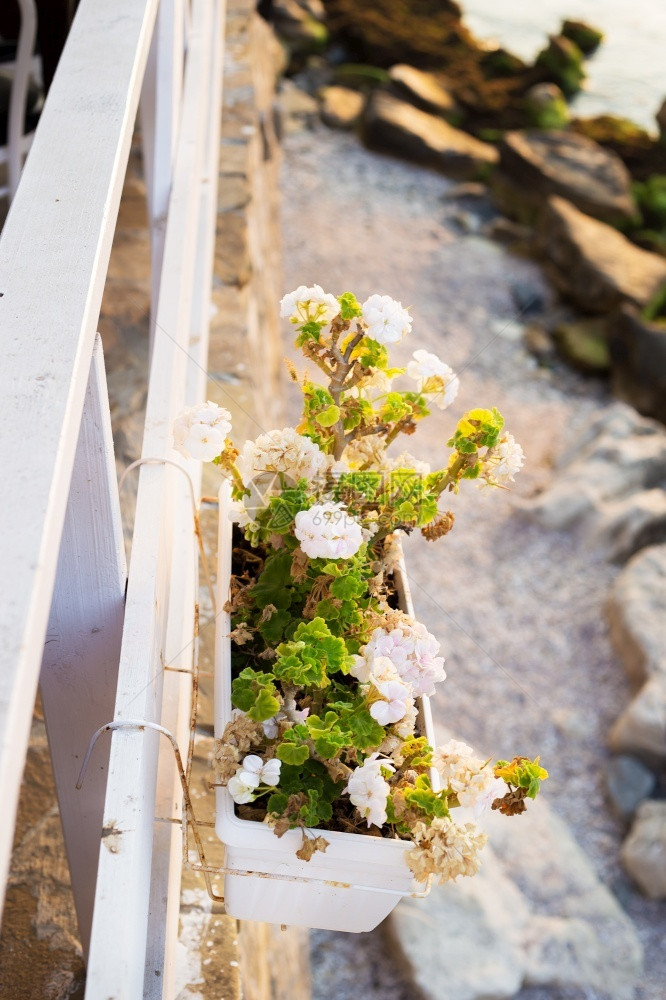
[{"left": 279, "top": 126, "right": 666, "bottom": 1000}]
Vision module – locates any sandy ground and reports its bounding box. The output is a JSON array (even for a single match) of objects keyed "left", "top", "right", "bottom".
[{"left": 279, "top": 126, "right": 666, "bottom": 1000}]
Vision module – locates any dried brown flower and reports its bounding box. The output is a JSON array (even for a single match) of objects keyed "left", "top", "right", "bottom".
[
  {"left": 491, "top": 786, "right": 527, "bottom": 816},
  {"left": 421, "top": 511, "right": 455, "bottom": 542}
]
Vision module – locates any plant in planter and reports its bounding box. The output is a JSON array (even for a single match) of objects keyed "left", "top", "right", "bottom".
[{"left": 174, "top": 285, "right": 547, "bottom": 931}]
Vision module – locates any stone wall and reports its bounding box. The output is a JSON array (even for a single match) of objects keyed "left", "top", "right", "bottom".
[{"left": 0, "top": 2, "right": 309, "bottom": 997}]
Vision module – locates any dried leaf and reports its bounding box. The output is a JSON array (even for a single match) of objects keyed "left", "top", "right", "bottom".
[
  {"left": 220, "top": 715, "right": 264, "bottom": 753},
  {"left": 230, "top": 623, "right": 253, "bottom": 645},
  {"left": 259, "top": 604, "right": 278, "bottom": 624},
  {"left": 296, "top": 833, "right": 330, "bottom": 862},
  {"left": 291, "top": 547, "right": 310, "bottom": 583}
]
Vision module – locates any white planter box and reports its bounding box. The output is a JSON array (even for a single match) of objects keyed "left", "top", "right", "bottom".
[{"left": 214, "top": 483, "right": 436, "bottom": 931}]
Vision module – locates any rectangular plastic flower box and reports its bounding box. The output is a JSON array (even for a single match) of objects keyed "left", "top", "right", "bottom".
[{"left": 214, "top": 482, "right": 435, "bottom": 931}]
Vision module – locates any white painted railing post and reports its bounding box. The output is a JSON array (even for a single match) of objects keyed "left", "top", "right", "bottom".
[
  {"left": 39, "top": 336, "right": 127, "bottom": 960},
  {"left": 140, "top": 0, "right": 186, "bottom": 341}
]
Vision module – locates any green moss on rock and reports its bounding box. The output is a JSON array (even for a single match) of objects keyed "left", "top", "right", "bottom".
[
  {"left": 535, "top": 35, "right": 585, "bottom": 98},
  {"left": 561, "top": 20, "right": 604, "bottom": 56}
]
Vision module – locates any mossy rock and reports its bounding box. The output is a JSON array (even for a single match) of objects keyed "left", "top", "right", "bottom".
[
  {"left": 480, "top": 47, "right": 528, "bottom": 79},
  {"left": 322, "top": 0, "right": 532, "bottom": 131},
  {"left": 322, "top": 0, "right": 473, "bottom": 69},
  {"left": 535, "top": 35, "right": 585, "bottom": 98},
  {"left": 571, "top": 115, "right": 666, "bottom": 181},
  {"left": 525, "top": 83, "right": 570, "bottom": 130},
  {"left": 554, "top": 317, "right": 611, "bottom": 372},
  {"left": 561, "top": 19, "right": 604, "bottom": 56}
]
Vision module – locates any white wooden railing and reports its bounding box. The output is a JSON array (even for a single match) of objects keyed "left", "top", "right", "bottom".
[{"left": 0, "top": 0, "right": 224, "bottom": 995}]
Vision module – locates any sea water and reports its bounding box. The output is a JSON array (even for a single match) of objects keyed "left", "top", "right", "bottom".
[{"left": 461, "top": 0, "right": 666, "bottom": 131}]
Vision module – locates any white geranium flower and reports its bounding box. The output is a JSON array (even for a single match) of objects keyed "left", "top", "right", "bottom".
[
  {"left": 227, "top": 774, "right": 258, "bottom": 804},
  {"left": 294, "top": 502, "right": 364, "bottom": 560},
  {"left": 280, "top": 285, "right": 340, "bottom": 325},
  {"left": 407, "top": 350, "right": 459, "bottom": 410},
  {"left": 238, "top": 428, "right": 328, "bottom": 488},
  {"left": 172, "top": 401, "right": 232, "bottom": 462},
  {"left": 345, "top": 753, "right": 395, "bottom": 828},
  {"left": 355, "top": 621, "right": 446, "bottom": 698},
  {"left": 477, "top": 432, "right": 524, "bottom": 490},
  {"left": 362, "top": 294, "right": 412, "bottom": 345},
  {"left": 237, "top": 754, "right": 282, "bottom": 788},
  {"left": 370, "top": 678, "right": 413, "bottom": 725}
]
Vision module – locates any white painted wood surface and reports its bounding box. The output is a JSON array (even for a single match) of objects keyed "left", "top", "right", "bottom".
[
  {"left": 0, "top": 0, "right": 159, "bottom": 926},
  {"left": 140, "top": 0, "right": 185, "bottom": 337},
  {"left": 143, "top": 4, "right": 225, "bottom": 994},
  {"left": 85, "top": 0, "right": 223, "bottom": 993},
  {"left": 40, "top": 337, "right": 127, "bottom": 961}
]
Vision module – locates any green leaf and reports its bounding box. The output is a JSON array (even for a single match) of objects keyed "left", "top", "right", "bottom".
[
  {"left": 338, "top": 291, "right": 363, "bottom": 320},
  {"left": 248, "top": 687, "right": 281, "bottom": 722},
  {"left": 356, "top": 338, "right": 389, "bottom": 369},
  {"left": 330, "top": 575, "right": 367, "bottom": 600},
  {"left": 347, "top": 707, "right": 385, "bottom": 750},
  {"left": 267, "top": 792, "right": 289, "bottom": 815},
  {"left": 258, "top": 608, "right": 292, "bottom": 645},
  {"left": 295, "top": 321, "right": 324, "bottom": 345},
  {"left": 231, "top": 667, "right": 280, "bottom": 720},
  {"left": 276, "top": 742, "right": 310, "bottom": 766},
  {"left": 316, "top": 404, "right": 341, "bottom": 428}
]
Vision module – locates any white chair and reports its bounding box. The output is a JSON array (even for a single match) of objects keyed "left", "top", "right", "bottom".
[{"left": 0, "top": 0, "right": 38, "bottom": 201}]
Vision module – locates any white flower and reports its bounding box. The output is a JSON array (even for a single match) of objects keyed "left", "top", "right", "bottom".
[
  {"left": 238, "top": 428, "right": 328, "bottom": 488},
  {"left": 395, "top": 699, "right": 418, "bottom": 738},
  {"left": 370, "top": 678, "right": 413, "bottom": 725},
  {"left": 407, "top": 350, "right": 459, "bottom": 410},
  {"left": 355, "top": 621, "right": 446, "bottom": 698},
  {"left": 280, "top": 285, "right": 340, "bottom": 325},
  {"left": 345, "top": 753, "right": 395, "bottom": 828},
  {"left": 362, "top": 294, "right": 412, "bottom": 345},
  {"left": 294, "top": 502, "right": 364, "bottom": 560},
  {"left": 457, "top": 770, "right": 507, "bottom": 817},
  {"left": 433, "top": 740, "right": 503, "bottom": 816},
  {"left": 172, "top": 401, "right": 232, "bottom": 462},
  {"left": 227, "top": 774, "right": 258, "bottom": 804},
  {"left": 237, "top": 753, "right": 282, "bottom": 788},
  {"left": 477, "top": 432, "right": 524, "bottom": 490}
]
